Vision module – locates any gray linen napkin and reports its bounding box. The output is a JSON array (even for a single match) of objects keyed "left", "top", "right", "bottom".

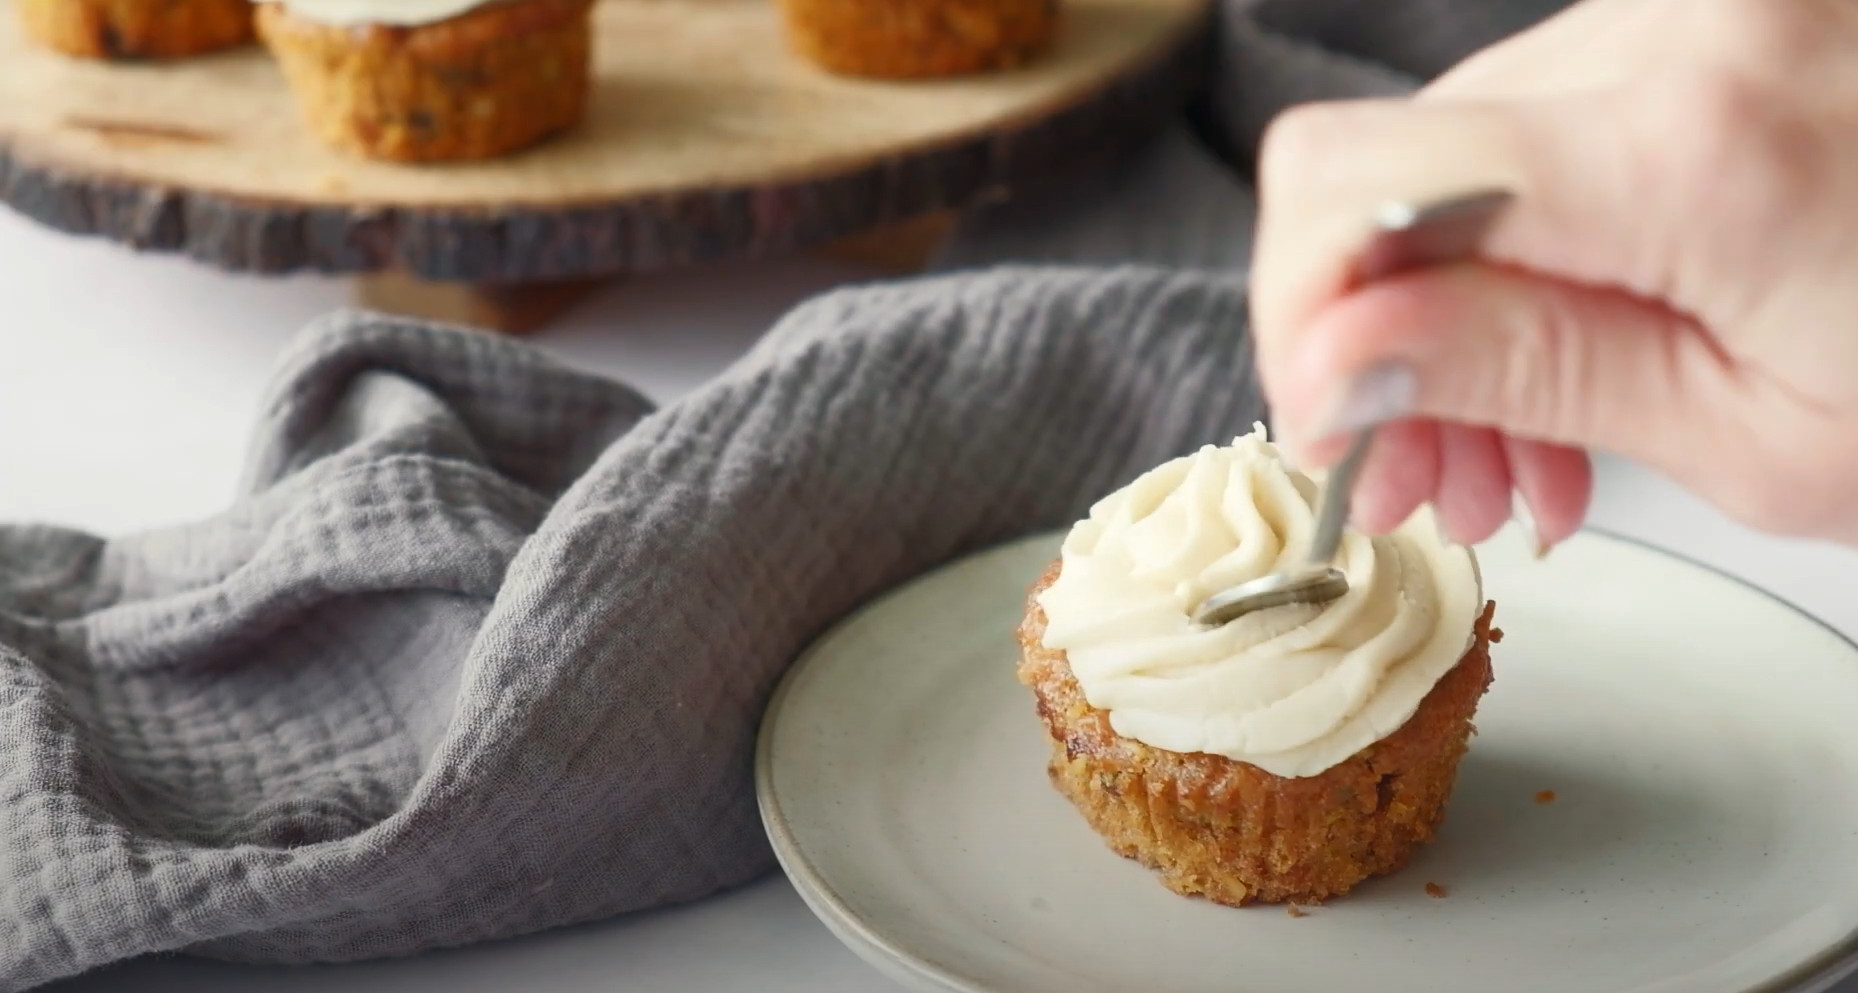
[
  {"left": 3, "top": 267, "right": 1260, "bottom": 990},
  {"left": 1, "top": 1, "right": 1570, "bottom": 989}
]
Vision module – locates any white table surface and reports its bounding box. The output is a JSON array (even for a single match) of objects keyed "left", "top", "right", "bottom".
[{"left": 5, "top": 208, "right": 1858, "bottom": 993}]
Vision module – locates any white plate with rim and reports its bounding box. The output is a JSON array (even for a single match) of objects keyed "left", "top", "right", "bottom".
[{"left": 757, "top": 525, "right": 1858, "bottom": 993}]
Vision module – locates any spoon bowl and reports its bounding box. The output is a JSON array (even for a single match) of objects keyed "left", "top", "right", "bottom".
[{"left": 1189, "top": 566, "right": 1349, "bottom": 627}]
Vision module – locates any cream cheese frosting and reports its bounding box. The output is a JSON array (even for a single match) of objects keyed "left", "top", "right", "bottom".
[
  {"left": 270, "top": 0, "right": 501, "bottom": 26},
  {"left": 1036, "top": 425, "right": 1483, "bottom": 779}
]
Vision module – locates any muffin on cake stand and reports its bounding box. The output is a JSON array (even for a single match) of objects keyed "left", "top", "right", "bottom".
[{"left": 16, "top": 0, "right": 253, "bottom": 59}]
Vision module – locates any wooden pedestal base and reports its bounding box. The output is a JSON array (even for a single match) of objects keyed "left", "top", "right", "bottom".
[
  {"left": 354, "top": 273, "right": 606, "bottom": 336},
  {"left": 352, "top": 211, "right": 960, "bottom": 334},
  {"left": 814, "top": 210, "right": 959, "bottom": 274}
]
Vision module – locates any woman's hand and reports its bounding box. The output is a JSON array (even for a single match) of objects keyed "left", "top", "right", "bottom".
[{"left": 1251, "top": 0, "right": 1858, "bottom": 551}]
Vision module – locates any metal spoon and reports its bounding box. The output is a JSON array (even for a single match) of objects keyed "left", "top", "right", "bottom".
[{"left": 1190, "top": 188, "right": 1516, "bottom": 628}]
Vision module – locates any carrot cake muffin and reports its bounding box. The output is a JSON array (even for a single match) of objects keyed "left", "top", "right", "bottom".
[
  {"left": 17, "top": 0, "right": 254, "bottom": 59},
  {"left": 1018, "top": 426, "right": 1497, "bottom": 906},
  {"left": 777, "top": 0, "right": 1060, "bottom": 79},
  {"left": 255, "top": 0, "right": 596, "bottom": 162}
]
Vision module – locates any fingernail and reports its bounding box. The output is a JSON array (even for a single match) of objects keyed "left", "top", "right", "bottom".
[
  {"left": 1309, "top": 361, "right": 1417, "bottom": 442},
  {"left": 1513, "top": 491, "right": 1550, "bottom": 559}
]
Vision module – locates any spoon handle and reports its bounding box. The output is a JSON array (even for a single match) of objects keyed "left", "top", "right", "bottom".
[
  {"left": 1306, "top": 428, "right": 1375, "bottom": 566},
  {"left": 1302, "top": 188, "right": 1517, "bottom": 567},
  {"left": 1358, "top": 190, "right": 1517, "bottom": 285}
]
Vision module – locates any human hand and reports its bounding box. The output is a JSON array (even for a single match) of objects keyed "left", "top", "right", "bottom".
[{"left": 1251, "top": 0, "right": 1858, "bottom": 551}]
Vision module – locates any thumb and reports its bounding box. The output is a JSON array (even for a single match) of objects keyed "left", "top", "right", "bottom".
[{"left": 1272, "top": 264, "right": 1746, "bottom": 490}]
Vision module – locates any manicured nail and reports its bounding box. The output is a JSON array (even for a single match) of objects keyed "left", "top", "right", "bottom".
[
  {"left": 1309, "top": 361, "right": 1417, "bottom": 442},
  {"left": 1513, "top": 491, "right": 1550, "bottom": 559}
]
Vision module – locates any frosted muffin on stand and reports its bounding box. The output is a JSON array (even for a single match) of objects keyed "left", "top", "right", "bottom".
[
  {"left": 17, "top": 0, "right": 254, "bottom": 59},
  {"left": 255, "top": 0, "right": 596, "bottom": 162},
  {"left": 1017, "top": 426, "right": 1497, "bottom": 906}
]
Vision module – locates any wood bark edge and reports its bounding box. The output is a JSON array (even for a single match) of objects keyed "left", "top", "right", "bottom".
[{"left": 0, "top": 17, "right": 1209, "bottom": 283}]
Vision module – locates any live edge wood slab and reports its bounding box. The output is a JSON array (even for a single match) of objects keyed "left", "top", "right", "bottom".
[{"left": 0, "top": 0, "right": 1209, "bottom": 331}]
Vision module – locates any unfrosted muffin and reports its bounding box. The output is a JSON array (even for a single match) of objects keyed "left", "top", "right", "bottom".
[
  {"left": 17, "top": 0, "right": 253, "bottom": 59},
  {"left": 255, "top": 0, "right": 595, "bottom": 162},
  {"left": 1018, "top": 426, "right": 1497, "bottom": 906},
  {"left": 777, "top": 0, "right": 1059, "bottom": 79}
]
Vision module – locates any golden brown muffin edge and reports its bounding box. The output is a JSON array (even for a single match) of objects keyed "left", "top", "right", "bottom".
[
  {"left": 17, "top": 0, "right": 254, "bottom": 59},
  {"left": 255, "top": 0, "right": 596, "bottom": 163},
  {"left": 776, "top": 0, "right": 1060, "bottom": 79},
  {"left": 1016, "top": 560, "right": 1498, "bottom": 906}
]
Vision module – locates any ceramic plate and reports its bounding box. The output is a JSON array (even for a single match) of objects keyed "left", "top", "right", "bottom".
[{"left": 757, "top": 527, "right": 1858, "bottom": 993}]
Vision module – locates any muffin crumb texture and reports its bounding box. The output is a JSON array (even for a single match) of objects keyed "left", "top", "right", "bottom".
[
  {"left": 1017, "top": 561, "right": 1496, "bottom": 907},
  {"left": 1425, "top": 882, "right": 1448, "bottom": 899},
  {"left": 17, "top": 0, "right": 254, "bottom": 59},
  {"left": 255, "top": 0, "right": 594, "bottom": 162},
  {"left": 777, "top": 0, "right": 1059, "bottom": 78}
]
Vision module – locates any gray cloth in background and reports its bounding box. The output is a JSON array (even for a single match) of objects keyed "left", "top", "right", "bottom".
[{"left": 0, "top": 1, "right": 1569, "bottom": 989}]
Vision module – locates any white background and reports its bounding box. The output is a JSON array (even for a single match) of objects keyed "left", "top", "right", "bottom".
[{"left": 5, "top": 209, "right": 1858, "bottom": 993}]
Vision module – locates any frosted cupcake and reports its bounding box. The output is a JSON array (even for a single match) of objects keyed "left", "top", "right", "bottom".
[
  {"left": 255, "top": 0, "right": 596, "bottom": 162},
  {"left": 1017, "top": 426, "right": 1497, "bottom": 906},
  {"left": 17, "top": 0, "right": 254, "bottom": 59}
]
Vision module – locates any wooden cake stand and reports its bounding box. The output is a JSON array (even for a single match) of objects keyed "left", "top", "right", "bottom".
[{"left": 0, "top": 0, "right": 1209, "bottom": 331}]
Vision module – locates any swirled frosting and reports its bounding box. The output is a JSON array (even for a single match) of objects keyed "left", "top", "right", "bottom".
[
  {"left": 271, "top": 0, "right": 502, "bottom": 26},
  {"left": 1036, "top": 425, "right": 1483, "bottom": 778}
]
